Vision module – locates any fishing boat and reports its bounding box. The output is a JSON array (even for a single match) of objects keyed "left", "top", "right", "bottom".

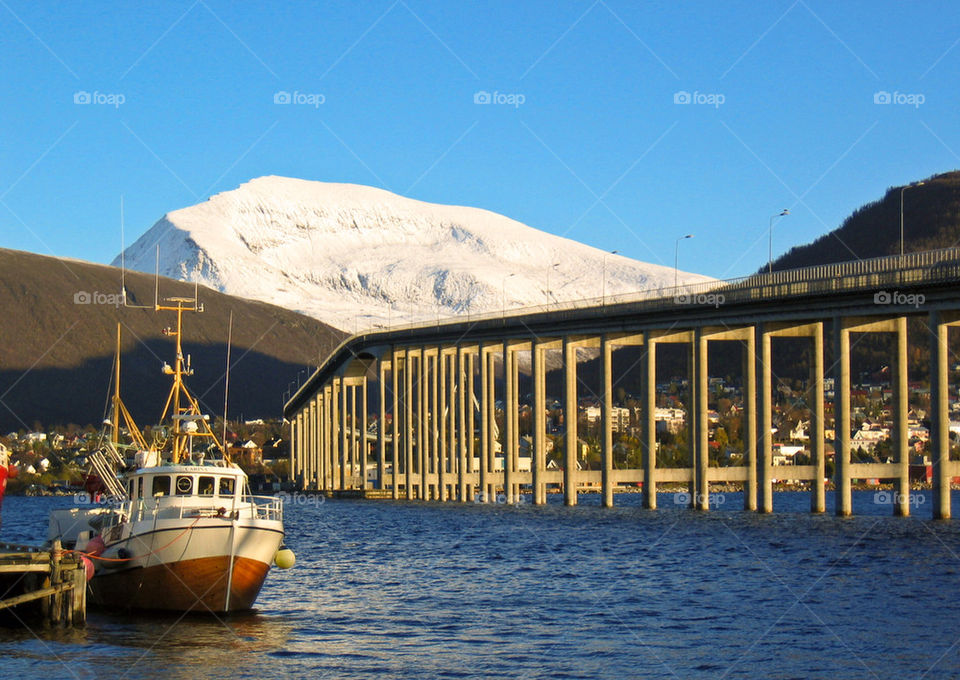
[{"left": 48, "top": 296, "right": 294, "bottom": 613}]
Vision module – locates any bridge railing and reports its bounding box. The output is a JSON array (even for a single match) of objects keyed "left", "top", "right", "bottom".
[{"left": 376, "top": 247, "right": 960, "bottom": 333}]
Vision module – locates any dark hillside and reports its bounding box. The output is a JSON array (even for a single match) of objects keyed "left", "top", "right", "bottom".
[{"left": 0, "top": 248, "right": 344, "bottom": 431}]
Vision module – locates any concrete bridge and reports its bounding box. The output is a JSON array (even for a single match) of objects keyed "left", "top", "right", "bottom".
[{"left": 283, "top": 248, "right": 960, "bottom": 518}]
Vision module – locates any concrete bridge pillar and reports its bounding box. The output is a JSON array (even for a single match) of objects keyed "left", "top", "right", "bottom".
[
  {"left": 416, "top": 351, "right": 427, "bottom": 499},
  {"left": 757, "top": 326, "right": 774, "bottom": 513},
  {"left": 533, "top": 342, "right": 547, "bottom": 505},
  {"left": 504, "top": 341, "right": 516, "bottom": 504},
  {"left": 378, "top": 358, "right": 387, "bottom": 490},
  {"left": 695, "top": 329, "right": 709, "bottom": 511},
  {"left": 478, "top": 345, "right": 490, "bottom": 502},
  {"left": 893, "top": 317, "right": 909, "bottom": 516},
  {"left": 930, "top": 310, "right": 953, "bottom": 519},
  {"left": 642, "top": 333, "right": 657, "bottom": 510},
  {"left": 833, "top": 320, "right": 852, "bottom": 516},
  {"left": 563, "top": 337, "right": 579, "bottom": 506},
  {"left": 458, "top": 346, "right": 469, "bottom": 502},
  {"left": 391, "top": 350, "right": 400, "bottom": 499},
  {"left": 303, "top": 400, "right": 312, "bottom": 490},
  {"left": 602, "top": 335, "right": 614, "bottom": 508},
  {"left": 467, "top": 351, "right": 477, "bottom": 501},
  {"left": 810, "top": 323, "right": 826, "bottom": 514},
  {"left": 742, "top": 333, "right": 758, "bottom": 511},
  {"left": 427, "top": 350, "right": 438, "bottom": 500},
  {"left": 404, "top": 350, "right": 415, "bottom": 499},
  {"left": 439, "top": 350, "right": 449, "bottom": 501},
  {"left": 339, "top": 377, "right": 348, "bottom": 491},
  {"left": 349, "top": 384, "right": 358, "bottom": 489}
]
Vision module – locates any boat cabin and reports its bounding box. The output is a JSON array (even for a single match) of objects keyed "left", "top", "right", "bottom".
[{"left": 124, "top": 465, "right": 247, "bottom": 504}]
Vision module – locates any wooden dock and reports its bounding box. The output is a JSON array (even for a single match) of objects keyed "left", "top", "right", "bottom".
[{"left": 0, "top": 540, "right": 87, "bottom": 627}]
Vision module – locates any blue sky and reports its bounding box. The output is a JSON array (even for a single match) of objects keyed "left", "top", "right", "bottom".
[{"left": 1, "top": 1, "right": 957, "bottom": 279}]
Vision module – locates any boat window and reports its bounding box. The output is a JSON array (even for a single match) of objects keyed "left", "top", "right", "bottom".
[
  {"left": 175, "top": 475, "right": 193, "bottom": 495},
  {"left": 127, "top": 478, "right": 134, "bottom": 497},
  {"left": 198, "top": 476, "right": 215, "bottom": 496},
  {"left": 137, "top": 477, "right": 143, "bottom": 499},
  {"left": 153, "top": 476, "right": 171, "bottom": 496},
  {"left": 218, "top": 477, "right": 235, "bottom": 497}
]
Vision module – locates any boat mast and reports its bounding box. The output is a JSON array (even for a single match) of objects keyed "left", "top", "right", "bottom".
[
  {"left": 156, "top": 296, "right": 228, "bottom": 464},
  {"left": 112, "top": 323, "right": 121, "bottom": 446}
]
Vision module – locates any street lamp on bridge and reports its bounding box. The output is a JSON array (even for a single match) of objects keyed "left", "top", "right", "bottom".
[
  {"left": 675, "top": 234, "right": 693, "bottom": 289},
  {"left": 768, "top": 209, "right": 789, "bottom": 275}
]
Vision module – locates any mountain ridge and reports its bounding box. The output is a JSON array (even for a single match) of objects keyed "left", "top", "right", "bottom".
[{"left": 114, "top": 176, "right": 715, "bottom": 330}]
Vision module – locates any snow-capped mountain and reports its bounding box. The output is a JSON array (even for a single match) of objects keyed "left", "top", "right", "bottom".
[{"left": 114, "top": 176, "right": 713, "bottom": 331}]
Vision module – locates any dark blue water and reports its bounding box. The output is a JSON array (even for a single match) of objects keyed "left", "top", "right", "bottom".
[{"left": 2, "top": 491, "right": 960, "bottom": 679}]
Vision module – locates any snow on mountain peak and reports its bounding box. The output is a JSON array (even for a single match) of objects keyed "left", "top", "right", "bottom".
[{"left": 114, "top": 176, "right": 713, "bottom": 330}]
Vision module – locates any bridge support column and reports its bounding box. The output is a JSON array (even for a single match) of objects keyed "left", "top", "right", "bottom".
[
  {"left": 504, "top": 341, "right": 516, "bottom": 504},
  {"left": 894, "top": 317, "right": 909, "bottom": 516},
  {"left": 378, "top": 358, "right": 387, "bottom": 490},
  {"left": 478, "top": 346, "right": 488, "bottom": 502},
  {"left": 757, "top": 326, "right": 773, "bottom": 513},
  {"left": 642, "top": 333, "right": 657, "bottom": 509},
  {"left": 427, "top": 350, "right": 438, "bottom": 500},
  {"left": 361, "top": 375, "right": 368, "bottom": 491},
  {"left": 602, "top": 335, "right": 614, "bottom": 508},
  {"left": 563, "top": 337, "right": 579, "bottom": 506},
  {"left": 349, "top": 383, "right": 358, "bottom": 489},
  {"left": 695, "top": 329, "right": 709, "bottom": 511},
  {"left": 743, "top": 333, "right": 757, "bottom": 511},
  {"left": 458, "top": 346, "right": 469, "bottom": 502},
  {"left": 467, "top": 351, "right": 476, "bottom": 501},
  {"left": 930, "top": 310, "right": 954, "bottom": 519},
  {"left": 391, "top": 350, "right": 400, "bottom": 499},
  {"left": 810, "top": 323, "right": 825, "bottom": 514},
  {"left": 339, "top": 377, "right": 349, "bottom": 491},
  {"left": 439, "top": 350, "right": 449, "bottom": 501},
  {"left": 533, "top": 342, "right": 547, "bottom": 505},
  {"left": 404, "top": 350, "right": 414, "bottom": 500},
  {"left": 417, "top": 351, "right": 427, "bottom": 500},
  {"left": 311, "top": 392, "right": 329, "bottom": 490},
  {"left": 303, "top": 400, "right": 312, "bottom": 490},
  {"left": 447, "top": 349, "right": 458, "bottom": 501},
  {"left": 833, "top": 319, "right": 852, "bottom": 516}
]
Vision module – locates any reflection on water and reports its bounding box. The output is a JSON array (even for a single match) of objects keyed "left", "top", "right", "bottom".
[{"left": 2, "top": 492, "right": 960, "bottom": 679}]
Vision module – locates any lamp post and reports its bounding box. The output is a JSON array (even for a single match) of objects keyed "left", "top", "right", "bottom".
[
  {"left": 674, "top": 234, "right": 693, "bottom": 289},
  {"left": 900, "top": 181, "right": 925, "bottom": 256},
  {"left": 602, "top": 250, "right": 619, "bottom": 305},
  {"left": 502, "top": 273, "right": 515, "bottom": 316},
  {"left": 768, "top": 209, "right": 789, "bottom": 275}
]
